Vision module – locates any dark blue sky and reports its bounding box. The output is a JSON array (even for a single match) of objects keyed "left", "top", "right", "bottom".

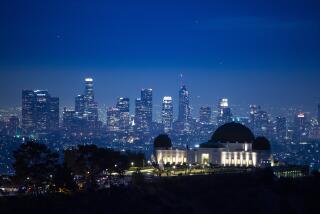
[{"left": 0, "top": 0, "right": 320, "bottom": 112}]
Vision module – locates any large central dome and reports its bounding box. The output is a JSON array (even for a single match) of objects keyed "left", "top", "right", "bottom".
[{"left": 211, "top": 122, "right": 255, "bottom": 143}]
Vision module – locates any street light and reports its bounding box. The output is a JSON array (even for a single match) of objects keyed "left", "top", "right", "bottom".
[{"left": 131, "top": 162, "right": 134, "bottom": 166}]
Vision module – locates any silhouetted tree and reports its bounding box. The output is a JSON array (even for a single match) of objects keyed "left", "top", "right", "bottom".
[
  {"left": 13, "top": 141, "right": 59, "bottom": 189},
  {"left": 52, "top": 164, "right": 77, "bottom": 192}
]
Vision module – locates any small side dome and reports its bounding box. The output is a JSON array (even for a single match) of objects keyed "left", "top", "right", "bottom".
[
  {"left": 253, "top": 137, "right": 271, "bottom": 150},
  {"left": 154, "top": 134, "right": 172, "bottom": 149},
  {"left": 211, "top": 122, "right": 255, "bottom": 143}
]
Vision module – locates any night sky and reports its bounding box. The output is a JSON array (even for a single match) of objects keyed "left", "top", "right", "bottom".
[{"left": 0, "top": 0, "right": 320, "bottom": 113}]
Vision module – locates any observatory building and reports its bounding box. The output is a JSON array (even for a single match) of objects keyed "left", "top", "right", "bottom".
[{"left": 154, "top": 122, "right": 272, "bottom": 168}]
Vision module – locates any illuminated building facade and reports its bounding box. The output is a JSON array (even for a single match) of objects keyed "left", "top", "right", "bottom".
[
  {"left": 178, "top": 85, "right": 191, "bottom": 124},
  {"left": 135, "top": 89, "right": 153, "bottom": 132},
  {"left": 116, "top": 97, "right": 130, "bottom": 131},
  {"left": 217, "top": 98, "right": 232, "bottom": 126},
  {"left": 162, "top": 96, "right": 173, "bottom": 133},
  {"left": 293, "top": 113, "right": 308, "bottom": 143},
  {"left": 199, "top": 106, "right": 211, "bottom": 124},
  {"left": 22, "top": 89, "right": 59, "bottom": 134},
  {"left": 154, "top": 122, "right": 272, "bottom": 168},
  {"left": 106, "top": 107, "right": 120, "bottom": 132}
]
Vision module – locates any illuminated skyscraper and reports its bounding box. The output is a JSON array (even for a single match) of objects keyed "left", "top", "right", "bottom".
[
  {"left": 135, "top": 89, "right": 153, "bottom": 132},
  {"left": 178, "top": 85, "right": 190, "bottom": 123},
  {"left": 293, "top": 112, "right": 308, "bottom": 143},
  {"left": 135, "top": 98, "right": 144, "bottom": 131},
  {"left": 141, "top": 89, "right": 153, "bottom": 126},
  {"left": 75, "top": 94, "right": 85, "bottom": 115},
  {"left": 254, "top": 110, "right": 269, "bottom": 137},
  {"left": 22, "top": 90, "right": 59, "bottom": 134},
  {"left": 199, "top": 106, "right": 211, "bottom": 124},
  {"left": 48, "top": 96, "right": 59, "bottom": 131},
  {"left": 106, "top": 107, "right": 120, "bottom": 132},
  {"left": 83, "top": 78, "right": 99, "bottom": 127},
  {"left": 84, "top": 78, "right": 94, "bottom": 103},
  {"left": 116, "top": 97, "right": 130, "bottom": 130},
  {"left": 162, "top": 96, "right": 173, "bottom": 133},
  {"left": 22, "top": 90, "right": 37, "bottom": 132},
  {"left": 217, "top": 98, "right": 232, "bottom": 126}
]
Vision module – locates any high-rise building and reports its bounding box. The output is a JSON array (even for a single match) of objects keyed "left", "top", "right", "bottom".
[
  {"left": 34, "top": 90, "right": 51, "bottom": 132},
  {"left": 22, "top": 90, "right": 59, "bottom": 134},
  {"left": 116, "top": 97, "right": 130, "bottom": 130},
  {"left": 254, "top": 109, "right": 269, "bottom": 137},
  {"left": 141, "top": 89, "right": 153, "bottom": 126},
  {"left": 63, "top": 108, "right": 76, "bottom": 130},
  {"left": 276, "top": 117, "right": 287, "bottom": 142},
  {"left": 82, "top": 78, "right": 99, "bottom": 127},
  {"left": 162, "top": 96, "right": 173, "bottom": 133},
  {"left": 135, "top": 89, "right": 153, "bottom": 132},
  {"left": 293, "top": 112, "right": 308, "bottom": 143},
  {"left": 49, "top": 96, "right": 59, "bottom": 131},
  {"left": 199, "top": 106, "right": 212, "bottom": 124},
  {"left": 22, "top": 90, "right": 37, "bottom": 132},
  {"left": 106, "top": 107, "right": 120, "bottom": 132},
  {"left": 84, "top": 78, "right": 94, "bottom": 103},
  {"left": 135, "top": 98, "right": 145, "bottom": 131},
  {"left": 75, "top": 94, "right": 85, "bottom": 115},
  {"left": 217, "top": 98, "right": 232, "bottom": 126},
  {"left": 178, "top": 85, "right": 190, "bottom": 123}
]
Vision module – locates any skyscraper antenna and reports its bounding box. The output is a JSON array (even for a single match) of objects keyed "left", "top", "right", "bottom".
[{"left": 180, "top": 73, "right": 183, "bottom": 87}]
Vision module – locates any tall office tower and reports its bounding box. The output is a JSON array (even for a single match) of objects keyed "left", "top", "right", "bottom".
[
  {"left": 22, "top": 90, "right": 37, "bottom": 132},
  {"left": 106, "top": 107, "right": 120, "bottom": 132},
  {"left": 318, "top": 104, "right": 320, "bottom": 125},
  {"left": 116, "top": 97, "right": 130, "bottom": 130},
  {"left": 48, "top": 96, "right": 59, "bottom": 131},
  {"left": 135, "top": 98, "right": 145, "bottom": 131},
  {"left": 83, "top": 78, "right": 99, "bottom": 126},
  {"left": 199, "top": 106, "right": 212, "bottom": 124},
  {"left": 84, "top": 78, "right": 94, "bottom": 103},
  {"left": 276, "top": 116, "right": 287, "bottom": 142},
  {"left": 293, "top": 113, "right": 308, "bottom": 143},
  {"left": 178, "top": 85, "right": 191, "bottom": 124},
  {"left": 75, "top": 94, "right": 85, "bottom": 115},
  {"left": 141, "top": 89, "right": 153, "bottom": 126},
  {"left": 34, "top": 90, "right": 51, "bottom": 132},
  {"left": 254, "top": 109, "right": 269, "bottom": 137},
  {"left": 217, "top": 98, "right": 232, "bottom": 126},
  {"left": 22, "top": 90, "right": 59, "bottom": 134},
  {"left": 162, "top": 96, "right": 173, "bottom": 133},
  {"left": 62, "top": 108, "right": 76, "bottom": 130}
]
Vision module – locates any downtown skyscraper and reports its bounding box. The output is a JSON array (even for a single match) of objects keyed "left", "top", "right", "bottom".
[
  {"left": 162, "top": 96, "right": 173, "bottom": 133},
  {"left": 22, "top": 90, "right": 59, "bottom": 134},
  {"left": 135, "top": 89, "right": 152, "bottom": 132},
  {"left": 199, "top": 106, "right": 212, "bottom": 124},
  {"left": 116, "top": 97, "right": 130, "bottom": 131},
  {"left": 178, "top": 85, "right": 190, "bottom": 124},
  {"left": 83, "top": 78, "right": 98, "bottom": 124},
  {"left": 217, "top": 98, "right": 232, "bottom": 126}
]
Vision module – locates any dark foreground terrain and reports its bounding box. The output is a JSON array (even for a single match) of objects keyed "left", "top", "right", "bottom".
[{"left": 1, "top": 171, "right": 320, "bottom": 214}]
